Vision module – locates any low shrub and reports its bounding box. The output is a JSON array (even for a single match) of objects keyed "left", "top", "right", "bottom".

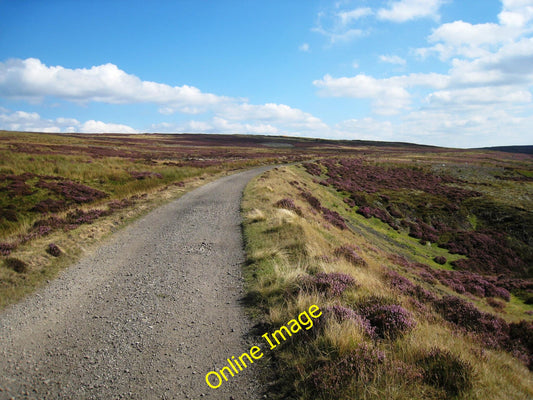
[
  {"left": 323, "top": 305, "right": 376, "bottom": 338},
  {"left": 433, "top": 295, "right": 511, "bottom": 349},
  {"left": 508, "top": 320, "right": 533, "bottom": 370},
  {"left": 433, "top": 270, "right": 511, "bottom": 301},
  {"left": 300, "top": 191, "right": 322, "bottom": 211},
  {"left": 30, "top": 198, "right": 67, "bottom": 213},
  {"left": 417, "top": 348, "right": 474, "bottom": 398},
  {"left": 357, "top": 297, "right": 416, "bottom": 340},
  {"left": 433, "top": 295, "right": 485, "bottom": 331},
  {"left": 509, "top": 320, "right": 533, "bottom": 353},
  {"left": 434, "top": 256, "right": 447, "bottom": 265},
  {"left": 334, "top": 245, "right": 367, "bottom": 267},
  {"left": 387, "top": 205, "right": 404, "bottom": 218},
  {"left": 298, "top": 191, "right": 347, "bottom": 229},
  {"left": 304, "top": 272, "right": 358, "bottom": 297},
  {"left": 443, "top": 230, "right": 526, "bottom": 276},
  {"left": 384, "top": 269, "right": 437, "bottom": 303},
  {"left": 486, "top": 297, "right": 505, "bottom": 311},
  {"left": 4, "top": 257, "right": 28, "bottom": 273},
  {"left": 363, "top": 304, "right": 416, "bottom": 340},
  {"left": 0, "top": 206, "right": 18, "bottom": 222},
  {"left": 274, "top": 198, "right": 303, "bottom": 216},
  {"left": 47, "top": 243, "right": 62, "bottom": 257},
  {"left": 384, "top": 269, "right": 416, "bottom": 293},
  {"left": 66, "top": 208, "right": 110, "bottom": 225},
  {"left": 107, "top": 198, "right": 134, "bottom": 211},
  {"left": 321, "top": 207, "right": 347, "bottom": 230},
  {"left": 0, "top": 241, "right": 18, "bottom": 256},
  {"left": 303, "top": 162, "right": 322, "bottom": 177},
  {"left": 308, "top": 343, "right": 385, "bottom": 395},
  {"left": 356, "top": 206, "right": 392, "bottom": 224},
  {"left": 36, "top": 179, "right": 108, "bottom": 204}
]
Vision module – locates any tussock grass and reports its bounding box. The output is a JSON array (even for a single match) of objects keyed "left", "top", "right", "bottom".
[
  {"left": 242, "top": 164, "right": 533, "bottom": 400},
  {"left": 2, "top": 130, "right": 318, "bottom": 308}
]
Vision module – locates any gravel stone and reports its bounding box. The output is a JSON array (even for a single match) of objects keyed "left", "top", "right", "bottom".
[{"left": 0, "top": 167, "right": 271, "bottom": 399}]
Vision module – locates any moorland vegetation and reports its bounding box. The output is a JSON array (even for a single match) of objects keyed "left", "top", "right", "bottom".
[{"left": 242, "top": 148, "right": 532, "bottom": 399}]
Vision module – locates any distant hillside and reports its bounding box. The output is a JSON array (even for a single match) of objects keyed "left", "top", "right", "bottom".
[{"left": 479, "top": 145, "right": 533, "bottom": 155}]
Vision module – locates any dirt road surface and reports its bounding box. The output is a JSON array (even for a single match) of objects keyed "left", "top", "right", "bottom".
[{"left": 0, "top": 167, "right": 271, "bottom": 400}]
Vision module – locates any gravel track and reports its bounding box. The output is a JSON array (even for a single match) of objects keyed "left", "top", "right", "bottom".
[{"left": 0, "top": 167, "right": 270, "bottom": 400}]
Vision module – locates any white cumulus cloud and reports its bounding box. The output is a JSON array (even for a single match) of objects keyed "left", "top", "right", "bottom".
[
  {"left": 313, "top": 73, "right": 448, "bottom": 114},
  {"left": 80, "top": 120, "right": 139, "bottom": 134},
  {"left": 299, "top": 43, "right": 310, "bottom": 52},
  {"left": 0, "top": 58, "right": 231, "bottom": 113},
  {"left": 0, "top": 109, "right": 138, "bottom": 133},
  {"left": 377, "top": 0, "right": 446, "bottom": 23},
  {"left": 379, "top": 55, "right": 407, "bottom": 65},
  {"left": 312, "top": 7, "right": 370, "bottom": 44},
  {"left": 0, "top": 57, "right": 330, "bottom": 136},
  {"left": 338, "top": 7, "right": 373, "bottom": 25}
]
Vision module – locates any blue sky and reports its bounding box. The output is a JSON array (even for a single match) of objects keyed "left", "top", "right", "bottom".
[{"left": 1, "top": 0, "right": 532, "bottom": 147}]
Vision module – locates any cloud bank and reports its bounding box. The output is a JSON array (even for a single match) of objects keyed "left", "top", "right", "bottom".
[{"left": 0, "top": 58, "right": 327, "bottom": 136}]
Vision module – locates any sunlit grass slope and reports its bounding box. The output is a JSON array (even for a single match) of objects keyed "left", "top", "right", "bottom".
[{"left": 242, "top": 163, "right": 532, "bottom": 400}]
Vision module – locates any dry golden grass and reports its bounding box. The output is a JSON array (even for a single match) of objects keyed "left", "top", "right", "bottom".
[
  {"left": 241, "top": 164, "right": 533, "bottom": 400},
  {"left": 0, "top": 172, "right": 224, "bottom": 309}
]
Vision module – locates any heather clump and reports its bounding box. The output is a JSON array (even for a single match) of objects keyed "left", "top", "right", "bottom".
[
  {"left": 432, "top": 295, "right": 514, "bottom": 351},
  {"left": 4, "top": 257, "right": 28, "bottom": 273},
  {"left": 435, "top": 270, "right": 511, "bottom": 301},
  {"left": 383, "top": 269, "right": 437, "bottom": 303},
  {"left": 303, "top": 272, "right": 358, "bottom": 297},
  {"left": 384, "top": 269, "right": 416, "bottom": 293},
  {"left": 0, "top": 173, "right": 35, "bottom": 196},
  {"left": 107, "top": 198, "right": 134, "bottom": 211},
  {"left": 392, "top": 254, "right": 514, "bottom": 302},
  {"left": 0, "top": 241, "right": 19, "bottom": 256},
  {"left": 308, "top": 343, "right": 385, "bottom": 396},
  {"left": 356, "top": 206, "right": 392, "bottom": 224},
  {"left": 443, "top": 230, "right": 526, "bottom": 276},
  {"left": 303, "top": 162, "right": 322, "bottom": 177},
  {"left": 300, "top": 191, "right": 322, "bottom": 211},
  {"left": 323, "top": 305, "right": 376, "bottom": 338},
  {"left": 387, "top": 205, "right": 404, "bottom": 218},
  {"left": 46, "top": 243, "right": 62, "bottom": 257},
  {"left": 274, "top": 198, "right": 303, "bottom": 216},
  {"left": 0, "top": 205, "right": 18, "bottom": 222},
  {"left": 486, "top": 297, "right": 505, "bottom": 311},
  {"left": 362, "top": 304, "right": 416, "bottom": 340},
  {"left": 321, "top": 208, "right": 347, "bottom": 230},
  {"left": 507, "top": 320, "right": 533, "bottom": 370},
  {"left": 407, "top": 221, "right": 439, "bottom": 243},
  {"left": 433, "top": 295, "right": 486, "bottom": 331},
  {"left": 36, "top": 179, "right": 108, "bottom": 204},
  {"left": 299, "top": 191, "right": 347, "bottom": 229},
  {"left": 334, "top": 245, "right": 367, "bottom": 267},
  {"left": 433, "top": 256, "right": 447, "bottom": 265},
  {"left": 30, "top": 199, "right": 67, "bottom": 213},
  {"left": 65, "top": 208, "right": 111, "bottom": 226},
  {"left": 416, "top": 348, "right": 474, "bottom": 398},
  {"left": 356, "top": 296, "right": 416, "bottom": 340}
]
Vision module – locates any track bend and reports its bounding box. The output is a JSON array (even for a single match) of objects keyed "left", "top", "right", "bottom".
[{"left": 0, "top": 166, "right": 271, "bottom": 400}]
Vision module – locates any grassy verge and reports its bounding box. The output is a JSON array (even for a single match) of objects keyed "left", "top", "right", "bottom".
[
  {"left": 1, "top": 130, "right": 318, "bottom": 309},
  {"left": 0, "top": 170, "right": 233, "bottom": 309},
  {"left": 242, "top": 165, "right": 532, "bottom": 400}
]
